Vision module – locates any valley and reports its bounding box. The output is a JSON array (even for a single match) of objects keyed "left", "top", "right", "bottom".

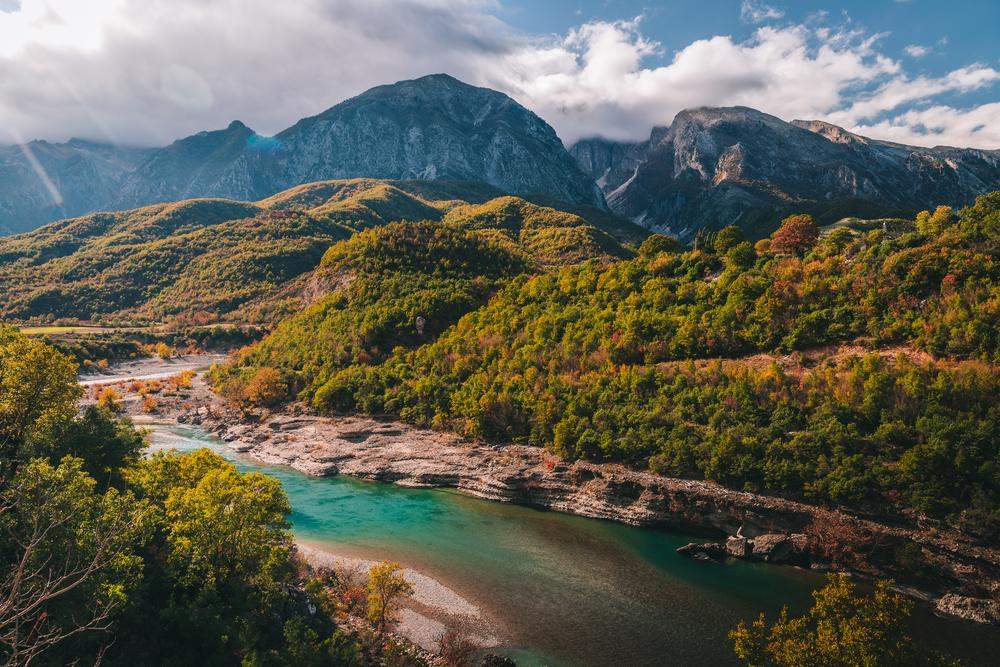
[
  {"left": 1, "top": 38, "right": 997, "bottom": 664},
  {"left": 82, "top": 362, "right": 999, "bottom": 666}
]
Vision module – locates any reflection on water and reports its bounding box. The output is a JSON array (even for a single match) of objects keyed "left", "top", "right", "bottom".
[{"left": 148, "top": 423, "right": 997, "bottom": 667}]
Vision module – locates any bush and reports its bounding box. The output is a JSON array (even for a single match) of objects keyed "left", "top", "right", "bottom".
[{"left": 96, "top": 386, "right": 123, "bottom": 412}]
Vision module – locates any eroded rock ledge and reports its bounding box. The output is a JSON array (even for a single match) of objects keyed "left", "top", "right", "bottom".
[{"left": 176, "top": 404, "right": 999, "bottom": 625}]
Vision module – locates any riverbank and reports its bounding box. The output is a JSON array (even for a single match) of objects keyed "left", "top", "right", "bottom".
[
  {"left": 297, "top": 543, "right": 499, "bottom": 653},
  {"left": 97, "top": 365, "right": 1000, "bottom": 625},
  {"left": 78, "top": 353, "right": 228, "bottom": 385}
]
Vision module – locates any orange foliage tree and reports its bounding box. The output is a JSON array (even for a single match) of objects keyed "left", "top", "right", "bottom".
[{"left": 770, "top": 214, "right": 819, "bottom": 256}]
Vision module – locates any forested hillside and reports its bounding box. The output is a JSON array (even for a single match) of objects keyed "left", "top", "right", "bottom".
[
  {"left": 0, "top": 179, "right": 643, "bottom": 324},
  {"left": 220, "top": 193, "right": 1000, "bottom": 537}
]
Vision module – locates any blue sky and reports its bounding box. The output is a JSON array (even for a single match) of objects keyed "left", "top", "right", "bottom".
[
  {"left": 499, "top": 0, "right": 999, "bottom": 111},
  {"left": 503, "top": 1, "right": 997, "bottom": 71},
  {"left": 0, "top": 1, "right": 997, "bottom": 149}
]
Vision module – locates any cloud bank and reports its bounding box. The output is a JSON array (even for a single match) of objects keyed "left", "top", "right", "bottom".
[{"left": 0, "top": 0, "right": 996, "bottom": 149}]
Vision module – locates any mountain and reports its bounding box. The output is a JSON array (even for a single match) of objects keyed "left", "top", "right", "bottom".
[
  {"left": 0, "top": 178, "right": 637, "bottom": 324},
  {"left": 0, "top": 140, "right": 153, "bottom": 234},
  {"left": 570, "top": 106, "right": 1000, "bottom": 239},
  {"left": 0, "top": 75, "right": 604, "bottom": 234}
]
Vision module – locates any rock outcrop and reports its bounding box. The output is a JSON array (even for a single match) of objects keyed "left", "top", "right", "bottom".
[{"left": 570, "top": 106, "right": 1000, "bottom": 239}]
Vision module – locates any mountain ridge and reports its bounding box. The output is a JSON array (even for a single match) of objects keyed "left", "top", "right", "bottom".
[
  {"left": 570, "top": 105, "right": 1000, "bottom": 238},
  {"left": 0, "top": 177, "right": 640, "bottom": 324},
  {"left": 0, "top": 74, "right": 604, "bottom": 234},
  {"left": 4, "top": 77, "right": 998, "bottom": 237}
]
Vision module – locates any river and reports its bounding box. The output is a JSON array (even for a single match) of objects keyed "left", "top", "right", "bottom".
[{"left": 148, "top": 422, "right": 998, "bottom": 666}]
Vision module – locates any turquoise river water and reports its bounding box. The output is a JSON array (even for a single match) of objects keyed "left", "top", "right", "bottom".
[{"left": 149, "top": 423, "right": 997, "bottom": 666}]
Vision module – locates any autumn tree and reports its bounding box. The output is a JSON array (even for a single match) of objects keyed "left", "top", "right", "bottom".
[
  {"left": 96, "top": 386, "right": 123, "bottom": 412},
  {"left": 366, "top": 561, "right": 413, "bottom": 637},
  {"left": 916, "top": 205, "right": 954, "bottom": 236},
  {"left": 770, "top": 214, "right": 819, "bottom": 256},
  {"left": 154, "top": 342, "right": 175, "bottom": 360},
  {"left": 243, "top": 367, "right": 289, "bottom": 407}
]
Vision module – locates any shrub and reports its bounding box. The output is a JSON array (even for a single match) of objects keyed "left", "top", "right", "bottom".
[{"left": 96, "top": 387, "right": 123, "bottom": 412}]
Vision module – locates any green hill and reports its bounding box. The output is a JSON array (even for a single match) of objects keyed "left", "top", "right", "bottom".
[
  {"left": 0, "top": 179, "right": 642, "bottom": 324},
  {"left": 220, "top": 193, "right": 1000, "bottom": 537}
]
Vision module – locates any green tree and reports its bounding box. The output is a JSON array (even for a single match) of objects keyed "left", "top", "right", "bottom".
[
  {"left": 121, "top": 449, "right": 353, "bottom": 664},
  {"left": 730, "top": 574, "right": 957, "bottom": 666},
  {"left": 0, "top": 327, "right": 80, "bottom": 480},
  {"left": 638, "top": 233, "right": 683, "bottom": 257},
  {"left": 28, "top": 405, "right": 145, "bottom": 489},
  {"left": 714, "top": 225, "right": 746, "bottom": 253},
  {"left": 0, "top": 457, "right": 150, "bottom": 664}
]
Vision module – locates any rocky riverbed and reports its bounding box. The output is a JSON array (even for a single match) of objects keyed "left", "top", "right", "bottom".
[{"left": 91, "top": 367, "right": 1000, "bottom": 625}]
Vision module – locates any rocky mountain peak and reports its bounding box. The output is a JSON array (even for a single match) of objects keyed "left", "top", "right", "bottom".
[
  {"left": 791, "top": 119, "right": 867, "bottom": 146},
  {"left": 572, "top": 106, "right": 1000, "bottom": 239}
]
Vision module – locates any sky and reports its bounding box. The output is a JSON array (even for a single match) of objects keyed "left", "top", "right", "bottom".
[{"left": 0, "top": 0, "right": 997, "bottom": 149}]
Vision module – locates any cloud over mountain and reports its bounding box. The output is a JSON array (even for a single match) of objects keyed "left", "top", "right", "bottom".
[{"left": 0, "top": 0, "right": 996, "bottom": 149}]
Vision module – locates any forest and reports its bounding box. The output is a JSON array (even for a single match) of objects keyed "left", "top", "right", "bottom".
[{"left": 218, "top": 193, "right": 1000, "bottom": 537}]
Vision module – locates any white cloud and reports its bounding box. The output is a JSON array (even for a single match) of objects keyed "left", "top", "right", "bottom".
[
  {"left": 492, "top": 20, "right": 902, "bottom": 142},
  {"left": 904, "top": 44, "right": 930, "bottom": 58},
  {"left": 740, "top": 1, "right": 784, "bottom": 24},
  {"left": 491, "top": 18, "right": 998, "bottom": 148},
  {"left": 827, "top": 64, "right": 1000, "bottom": 127},
  {"left": 0, "top": 0, "right": 996, "bottom": 150},
  {"left": 0, "top": 0, "right": 516, "bottom": 146},
  {"left": 854, "top": 102, "right": 1000, "bottom": 148}
]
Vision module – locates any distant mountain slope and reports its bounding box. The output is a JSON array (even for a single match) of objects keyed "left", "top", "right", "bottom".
[
  {"left": 1, "top": 74, "right": 604, "bottom": 234},
  {"left": 0, "top": 140, "right": 153, "bottom": 234},
  {"left": 570, "top": 107, "right": 1000, "bottom": 239},
  {"left": 245, "top": 74, "right": 604, "bottom": 208},
  {"left": 0, "top": 179, "right": 634, "bottom": 324}
]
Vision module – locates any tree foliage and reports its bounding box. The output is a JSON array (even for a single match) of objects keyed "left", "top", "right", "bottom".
[
  {"left": 224, "top": 193, "right": 1000, "bottom": 534},
  {"left": 0, "top": 328, "right": 362, "bottom": 664},
  {"left": 731, "top": 574, "right": 957, "bottom": 666},
  {"left": 770, "top": 214, "right": 819, "bottom": 256}
]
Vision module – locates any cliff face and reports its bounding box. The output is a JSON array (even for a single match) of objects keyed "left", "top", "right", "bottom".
[
  {"left": 571, "top": 107, "right": 1000, "bottom": 239},
  {"left": 1, "top": 75, "right": 604, "bottom": 233}
]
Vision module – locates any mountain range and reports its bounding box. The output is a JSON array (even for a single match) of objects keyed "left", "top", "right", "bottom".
[
  {"left": 570, "top": 106, "right": 1000, "bottom": 238},
  {"left": 1, "top": 74, "right": 998, "bottom": 237},
  {"left": 0, "top": 74, "right": 602, "bottom": 234}
]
